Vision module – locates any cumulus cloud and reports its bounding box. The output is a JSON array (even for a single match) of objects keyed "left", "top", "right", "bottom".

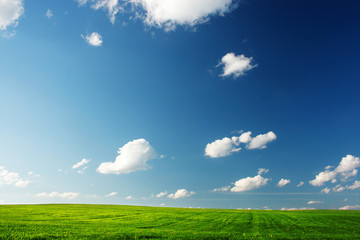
[
  {"left": 83, "top": 32, "right": 103, "bottom": 46},
  {"left": 205, "top": 131, "right": 276, "bottom": 158},
  {"left": 45, "top": 9, "right": 53, "bottom": 19},
  {"left": 281, "top": 207, "right": 315, "bottom": 211},
  {"left": 347, "top": 180, "right": 360, "bottom": 190},
  {"left": 130, "top": 0, "right": 235, "bottom": 31},
  {"left": 0, "top": 166, "right": 29, "bottom": 187},
  {"left": 105, "top": 192, "right": 117, "bottom": 197},
  {"left": 126, "top": 195, "right": 133, "bottom": 200},
  {"left": 167, "top": 189, "right": 195, "bottom": 199},
  {"left": 308, "top": 200, "right": 323, "bottom": 205},
  {"left": 309, "top": 155, "right": 360, "bottom": 186},
  {"left": 219, "top": 53, "right": 256, "bottom": 78},
  {"left": 231, "top": 174, "right": 269, "bottom": 192},
  {"left": 277, "top": 178, "right": 290, "bottom": 187},
  {"left": 332, "top": 184, "right": 345, "bottom": 192},
  {"left": 97, "top": 139, "right": 156, "bottom": 174},
  {"left": 321, "top": 187, "right": 330, "bottom": 194},
  {"left": 297, "top": 181, "right": 304, "bottom": 187},
  {"left": 0, "top": 0, "right": 24, "bottom": 31},
  {"left": 36, "top": 192, "right": 79, "bottom": 200},
  {"left": 156, "top": 191, "right": 167, "bottom": 198},
  {"left": 339, "top": 205, "right": 360, "bottom": 210},
  {"left": 247, "top": 131, "right": 277, "bottom": 150}
]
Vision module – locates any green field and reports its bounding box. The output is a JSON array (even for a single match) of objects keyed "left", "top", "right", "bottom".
[{"left": 1, "top": 204, "right": 359, "bottom": 239}]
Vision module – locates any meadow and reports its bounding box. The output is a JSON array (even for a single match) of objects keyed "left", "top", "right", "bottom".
[{"left": 0, "top": 204, "right": 359, "bottom": 239}]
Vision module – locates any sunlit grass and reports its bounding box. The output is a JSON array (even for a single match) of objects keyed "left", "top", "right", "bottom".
[{"left": 1, "top": 204, "right": 359, "bottom": 239}]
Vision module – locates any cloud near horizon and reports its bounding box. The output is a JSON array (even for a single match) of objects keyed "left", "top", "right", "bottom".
[
  {"left": 205, "top": 131, "right": 276, "bottom": 158},
  {"left": 167, "top": 189, "right": 195, "bottom": 199},
  {"left": 309, "top": 155, "right": 360, "bottom": 186},
  {"left": 36, "top": 192, "right": 79, "bottom": 200},
  {"left": 0, "top": 166, "right": 29, "bottom": 187},
  {"left": 97, "top": 138, "right": 157, "bottom": 174}
]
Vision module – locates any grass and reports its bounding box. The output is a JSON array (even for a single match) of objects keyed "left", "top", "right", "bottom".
[{"left": 1, "top": 204, "right": 360, "bottom": 239}]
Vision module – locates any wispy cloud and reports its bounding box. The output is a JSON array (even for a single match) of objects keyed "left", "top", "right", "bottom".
[
  {"left": 105, "top": 192, "right": 117, "bottom": 197},
  {"left": 36, "top": 192, "right": 79, "bottom": 200},
  {"left": 45, "top": 9, "right": 53, "bottom": 19}
]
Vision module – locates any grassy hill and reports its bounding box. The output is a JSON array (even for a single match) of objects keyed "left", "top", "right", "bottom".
[{"left": 0, "top": 204, "right": 359, "bottom": 239}]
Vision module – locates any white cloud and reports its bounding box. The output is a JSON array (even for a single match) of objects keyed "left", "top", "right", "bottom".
[
  {"left": 130, "top": 0, "right": 235, "bottom": 31},
  {"left": 309, "top": 155, "right": 360, "bottom": 186},
  {"left": 28, "top": 171, "right": 40, "bottom": 178},
  {"left": 277, "top": 178, "right": 290, "bottom": 187},
  {"left": 156, "top": 191, "right": 167, "bottom": 198},
  {"left": 76, "top": 0, "right": 88, "bottom": 6},
  {"left": 321, "top": 187, "right": 330, "bottom": 194},
  {"left": 332, "top": 184, "right": 345, "bottom": 192},
  {"left": 167, "top": 189, "right": 195, "bottom": 199},
  {"left": 257, "top": 168, "right": 269, "bottom": 175},
  {"left": 105, "top": 192, "right": 117, "bottom": 197},
  {"left": 247, "top": 131, "right": 277, "bottom": 150},
  {"left": 45, "top": 9, "right": 53, "bottom": 19},
  {"left": 339, "top": 205, "right": 360, "bottom": 210},
  {"left": 83, "top": 32, "right": 103, "bottom": 46},
  {"left": 347, "top": 180, "right": 360, "bottom": 190},
  {"left": 97, "top": 138, "right": 156, "bottom": 174},
  {"left": 307, "top": 200, "right": 323, "bottom": 205},
  {"left": 0, "top": 166, "right": 29, "bottom": 187},
  {"left": 77, "top": 166, "right": 88, "bottom": 174},
  {"left": 212, "top": 186, "right": 230, "bottom": 192},
  {"left": 296, "top": 181, "right": 304, "bottom": 187},
  {"left": 72, "top": 158, "right": 90, "bottom": 169},
  {"left": 281, "top": 207, "right": 315, "bottom": 211},
  {"left": 126, "top": 195, "right": 133, "bottom": 200},
  {"left": 219, "top": 53, "right": 256, "bottom": 78},
  {"left": 205, "top": 131, "right": 276, "bottom": 158},
  {"left": 91, "top": 0, "right": 122, "bottom": 24},
  {"left": 204, "top": 137, "right": 239, "bottom": 158},
  {"left": 36, "top": 192, "right": 79, "bottom": 200},
  {"left": 0, "top": 0, "right": 24, "bottom": 31},
  {"left": 231, "top": 174, "right": 269, "bottom": 192}
]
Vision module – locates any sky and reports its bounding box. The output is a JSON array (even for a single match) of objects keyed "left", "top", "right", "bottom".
[{"left": 0, "top": 0, "right": 360, "bottom": 210}]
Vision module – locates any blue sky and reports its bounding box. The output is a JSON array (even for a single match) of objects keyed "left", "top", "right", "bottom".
[{"left": 1, "top": 0, "right": 360, "bottom": 210}]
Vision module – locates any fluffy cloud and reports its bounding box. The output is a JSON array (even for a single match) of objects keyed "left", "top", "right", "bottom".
[
  {"left": 76, "top": 0, "right": 88, "bottom": 6},
  {"left": 347, "top": 180, "right": 360, "bottom": 190},
  {"left": 307, "top": 200, "right": 323, "bottom": 205},
  {"left": 130, "top": 0, "right": 234, "bottom": 31},
  {"left": 105, "top": 192, "right": 117, "bottom": 197},
  {"left": 309, "top": 155, "right": 360, "bottom": 186},
  {"left": 0, "top": 0, "right": 24, "bottom": 31},
  {"left": 297, "top": 181, "right": 304, "bottom": 187},
  {"left": 126, "top": 195, "right": 133, "bottom": 200},
  {"left": 156, "top": 191, "right": 167, "bottom": 198},
  {"left": 205, "top": 131, "right": 276, "bottom": 158},
  {"left": 339, "top": 205, "right": 360, "bottom": 210},
  {"left": 333, "top": 184, "right": 345, "bottom": 192},
  {"left": 321, "top": 187, "right": 330, "bottom": 194},
  {"left": 36, "top": 192, "right": 79, "bottom": 200},
  {"left": 97, "top": 139, "right": 156, "bottom": 174},
  {"left": 247, "top": 131, "right": 277, "bottom": 150},
  {"left": 45, "top": 9, "right": 53, "bottom": 19},
  {"left": 167, "top": 189, "right": 195, "bottom": 199},
  {"left": 231, "top": 174, "right": 269, "bottom": 192},
  {"left": 277, "top": 178, "right": 290, "bottom": 187},
  {"left": 0, "top": 166, "right": 29, "bottom": 187},
  {"left": 83, "top": 32, "right": 103, "bottom": 46},
  {"left": 257, "top": 168, "right": 269, "bottom": 175},
  {"left": 219, "top": 53, "right": 256, "bottom": 78}
]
